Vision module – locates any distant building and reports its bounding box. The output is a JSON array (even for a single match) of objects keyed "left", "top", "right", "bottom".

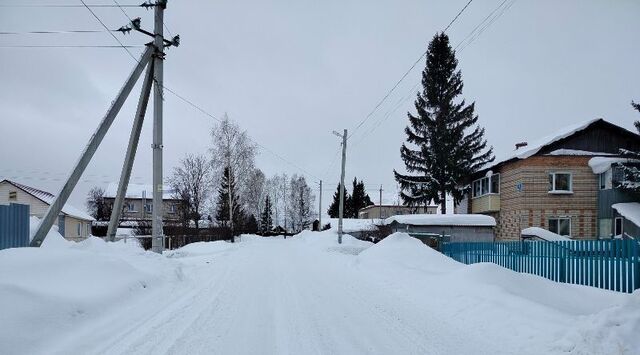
[
  {"left": 0, "top": 179, "right": 94, "bottom": 241},
  {"left": 358, "top": 204, "right": 437, "bottom": 219},
  {"left": 384, "top": 214, "right": 496, "bottom": 243},
  {"left": 103, "top": 183, "right": 181, "bottom": 223}
]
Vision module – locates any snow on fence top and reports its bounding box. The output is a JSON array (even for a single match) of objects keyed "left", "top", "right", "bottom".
[
  {"left": 104, "top": 182, "right": 176, "bottom": 200},
  {"left": 521, "top": 227, "right": 571, "bottom": 242},
  {"left": 384, "top": 214, "right": 496, "bottom": 227},
  {"left": 588, "top": 157, "right": 640, "bottom": 174},
  {"left": 612, "top": 202, "right": 640, "bottom": 227}
]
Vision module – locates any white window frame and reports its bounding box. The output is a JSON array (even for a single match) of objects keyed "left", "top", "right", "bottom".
[
  {"left": 471, "top": 174, "right": 500, "bottom": 198},
  {"left": 614, "top": 217, "right": 623, "bottom": 236},
  {"left": 548, "top": 172, "right": 573, "bottom": 194},
  {"left": 548, "top": 217, "right": 572, "bottom": 237},
  {"left": 144, "top": 202, "right": 153, "bottom": 213}
]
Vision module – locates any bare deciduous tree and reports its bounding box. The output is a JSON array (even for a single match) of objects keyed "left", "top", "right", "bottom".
[{"left": 168, "top": 153, "right": 213, "bottom": 231}]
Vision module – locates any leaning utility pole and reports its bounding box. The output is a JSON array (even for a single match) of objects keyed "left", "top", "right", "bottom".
[
  {"left": 333, "top": 129, "right": 347, "bottom": 244},
  {"left": 30, "top": 1, "right": 179, "bottom": 249},
  {"left": 150, "top": 0, "right": 166, "bottom": 253}
]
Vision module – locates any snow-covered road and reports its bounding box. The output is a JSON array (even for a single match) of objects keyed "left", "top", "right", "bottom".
[{"left": 2, "top": 231, "right": 639, "bottom": 355}]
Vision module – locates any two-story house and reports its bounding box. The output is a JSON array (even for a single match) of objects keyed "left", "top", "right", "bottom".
[
  {"left": 103, "top": 183, "right": 181, "bottom": 223},
  {"left": 458, "top": 118, "right": 640, "bottom": 240}
]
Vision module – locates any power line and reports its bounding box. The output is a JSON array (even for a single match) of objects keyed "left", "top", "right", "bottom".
[
  {"left": 0, "top": 3, "right": 141, "bottom": 8},
  {"left": 0, "top": 30, "right": 112, "bottom": 35},
  {"left": 111, "top": 0, "right": 175, "bottom": 52},
  {"left": 0, "top": 44, "right": 144, "bottom": 48},
  {"left": 80, "top": 0, "right": 139, "bottom": 62},
  {"left": 455, "top": 0, "right": 517, "bottom": 53},
  {"left": 347, "top": 0, "right": 474, "bottom": 140}
]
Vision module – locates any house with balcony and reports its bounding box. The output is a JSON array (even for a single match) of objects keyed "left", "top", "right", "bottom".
[
  {"left": 458, "top": 118, "right": 640, "bottom": 240},
  {"left": 103, "top": 183, "right": 182, "bottom": 223}
]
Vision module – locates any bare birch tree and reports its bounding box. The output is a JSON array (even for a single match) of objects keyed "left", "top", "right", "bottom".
[{"left": 168, "top": 153, "right": 213, "bottom": 230}]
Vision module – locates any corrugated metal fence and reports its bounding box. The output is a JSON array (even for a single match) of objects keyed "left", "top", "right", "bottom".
[
  {"left": 0, "top": 203, "right": 30, "bottom": 250},
  {"left": 442, "top": 240, "right": 640, "bottom": 293}
]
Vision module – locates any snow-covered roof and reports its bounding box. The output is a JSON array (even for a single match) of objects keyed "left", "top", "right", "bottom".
[
  {"left": 2, "top": 180, "right": 94, "bottom": 221},
  {"left": 521, "top": 227, "right": 572, "bottom": 242},
  {"left": 588, "top": 157, "right": 640, "bottom": 174},
  {"left": 104, "top": 182, "right": 176, "bottom": 200},
  {"left": 327, "top": 218, "right": 382, "bottom": 233},
  {"left": 612, "top": 202, "right": 640, "bottom": 227},
  {"left": 384, "top": 214, "right": 496, "bottom": 227},
  {"left": 545, "top": 149, "right": 616, "bottom": 156},
  {"left": 487, "top": 118, "right": 601, "bottom": 171}
]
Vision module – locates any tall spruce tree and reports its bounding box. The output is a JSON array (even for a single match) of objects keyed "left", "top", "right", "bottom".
[
  {"left": 327, "top": 183, "right": 348, "bottom": 218},
  {"left": 394, "top": 32, "right": 494, "bottom": 214},
  {"left": 619, "top": 101, "right": 640, "bottom": 192},
  {"left": 261, "top": 195, "right": 274, "bottom": 234},
  {"left": 349, "top": 178, "right": 374, "bottom": 218},
  {"left": 215, "top": 166, "right": 245, "bottom": 229}
]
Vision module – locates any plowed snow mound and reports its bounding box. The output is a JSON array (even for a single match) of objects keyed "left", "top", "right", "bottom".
[
  {"left": 356, "top": 232, "right": 461, "bottom": 273},
  {"left": 165, "top": 240, "right": 236, "bottom": 258}
]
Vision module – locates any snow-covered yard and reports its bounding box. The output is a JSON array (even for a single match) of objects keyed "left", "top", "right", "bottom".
[{"left": 1, "top": 230, "right": 638, "bottom": 355}]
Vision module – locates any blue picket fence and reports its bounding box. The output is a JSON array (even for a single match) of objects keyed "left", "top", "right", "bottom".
[
  {"left": 0, "top": 203, "right": 30, "bottom": 250},
  {"left": 441, "top": 240, "right": 640, "bottom": 293}
]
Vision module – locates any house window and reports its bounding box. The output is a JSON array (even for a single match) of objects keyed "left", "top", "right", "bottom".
[
  {"left": 548, "top": 172, "right": 572, "bottom": 193},
  {"left": 125, "top": 202, "right": 136, "bottom": 212},
  {"left": 168, "top": 204, "right": 176, "bottom": 214},
  {"left": 8, "top": 191, "right": 17, "bottom": 200},
  {"left": 599, "top": 173, "right": 606, "bottom": 190},
  {"left": 144, "top": 203, "right": 153, "bottom": 213},
  {"left": 548, "top": 217, "right": 571, "bottom": 237},
  {"left": 614, "top": 217, "right": 623, "bottom": 237},
  {"left": 472, "top": 174, "right": 500, "bottom": 198},
  {"left": 77, "top": 223, "right": 81, "bottom": 236}
]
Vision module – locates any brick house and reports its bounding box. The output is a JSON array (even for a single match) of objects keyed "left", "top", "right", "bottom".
[
  {"left": 458, "top": 118, "right": 640, "bottom": 240},
  {"left": 103, "top": 183, "right": 181, "bottom": 223}
]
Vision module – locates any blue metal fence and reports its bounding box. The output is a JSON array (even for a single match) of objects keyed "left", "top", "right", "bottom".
[
  {"left": 0, "top": 203, "right": 30, "bottom": 250},
  {"left": 442, "top": 240, "right": 640, "bottom": 293}
]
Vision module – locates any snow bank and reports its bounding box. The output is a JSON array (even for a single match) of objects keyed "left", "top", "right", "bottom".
[
  {"left": 384, "top": 213, "right": 496, "bottom": 227},
  {"left": 560, "top": 290, "right": 640, "bottom": 354},
  {"left": 29, "top": 216, "right": 71, "bottom": 247},
  {"left": 612, "top": 202, "right": 640, "bottom": 227},
  {"left": 0, "top": 235, "right": 181, "bottom": 354},
  {"left": 165, "top": 240, "right": 236, "bottom": 258},
  {"left": 357, "top": 233, "right": 461, "bottom": 274},
  {"left": 521, "top": 227, "right": 572, "bottom": 241}
]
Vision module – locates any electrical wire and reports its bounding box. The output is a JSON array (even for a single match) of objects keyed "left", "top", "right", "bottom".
[
  {"left": 0, "top": 44, "right": 144, "bottom": 48},
  {"left": 80, "top": 0, "right": 139, "bottom": 62},
  {"left": 455, "top": 0, "right": 517, "bottom": 53}
]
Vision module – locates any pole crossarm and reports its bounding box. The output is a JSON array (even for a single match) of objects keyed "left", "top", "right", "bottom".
[
  {"left": 106, "top": 60, "right": 155, "bottom": 241},
  {"left": 30, "top": 46, "right": 154, "bottom": 247}
]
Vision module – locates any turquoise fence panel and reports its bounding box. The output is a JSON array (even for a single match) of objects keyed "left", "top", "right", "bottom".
[
  {"left": 441, "top": 239, "right": 640, "bottom": 293},
  {"left": 0, "top": 203, "right": 30, "bottom": 250}
]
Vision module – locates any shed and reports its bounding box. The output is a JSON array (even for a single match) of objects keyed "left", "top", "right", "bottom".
[{"left": 384, "top": 214, "right": 495, "bottom": 243}]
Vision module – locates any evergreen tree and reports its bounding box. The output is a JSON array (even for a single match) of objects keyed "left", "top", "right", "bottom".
[
  {"left": 327, "top": 183, "right": 349, "bottom": 218},
  {"left": 394, "top": 32, "right": 494, "bottom": 214},
  {"left": 349, "top": 178, "right": 374, "bottom": 218},
  {"left": 215, "top": 166, "right": 245, "bottom": 230},
  {"left": 261, "top": 195, "right": 273, "bottom": 234},
  {"left": 618, "top": 101, "right": 640, "bottom": 192}
]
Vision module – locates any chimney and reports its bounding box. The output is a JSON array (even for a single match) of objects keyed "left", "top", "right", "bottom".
[{"left": 515, "top": 142, "right": 528, "bottom": 150}]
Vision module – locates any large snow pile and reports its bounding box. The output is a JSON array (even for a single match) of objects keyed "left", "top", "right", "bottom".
[
  {"left": 0, "top": 236, "right": 182, "bottom": 354},
  {"left": 165, "top": 240, "right": 236, "bottom": 258},
  {"left": 357, "top": 232, "right": 461, "bottom": 274}
]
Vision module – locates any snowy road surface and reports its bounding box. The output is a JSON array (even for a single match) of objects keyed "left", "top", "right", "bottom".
[{"left": 1, "top": 231, "right": 639, "bottom": 355}]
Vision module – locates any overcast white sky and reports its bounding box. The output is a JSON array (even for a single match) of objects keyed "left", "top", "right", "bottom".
[{"left": 1, "top": 0, "right": 639, "bottom": 216}]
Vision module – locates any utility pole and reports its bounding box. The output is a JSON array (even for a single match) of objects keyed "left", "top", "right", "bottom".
[
  {"left": 318, "top": 179, "right": 322, "bottom": 230},
  {"left": 29, "top": 1, "right": 179, "bottom": 248},
  {"left": 151, "top": 0, "right": 166, "bottom": 254},
  {"left": 379, "top": 184, "right": 383, "bottom": 219},
  {"left": 333, "top": 129, "right": 347, "bottom": 244}
]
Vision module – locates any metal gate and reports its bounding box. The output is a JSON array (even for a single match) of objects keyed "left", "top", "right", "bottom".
[{"left": 0, "top": 203, "right": 30, "bottom": 250}]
